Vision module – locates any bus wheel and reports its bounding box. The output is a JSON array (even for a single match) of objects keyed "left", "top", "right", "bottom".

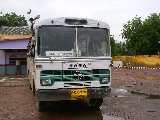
[
  {"left": 29, "top": 84, "right": 32, "bottom": 90},
  {"left": 89, "top": 98, "right": 103, "bottom": 108},
  {"left": 36, "top": 100, "right": 46, "bottom": 112}
]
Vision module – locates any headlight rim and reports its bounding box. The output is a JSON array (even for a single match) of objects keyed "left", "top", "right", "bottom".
[
  {"left": 100, "top": 76, "right": 110, "bottom": 84},
  {"left": 41, "top": 79, "right": 52, "bottom": 86}
]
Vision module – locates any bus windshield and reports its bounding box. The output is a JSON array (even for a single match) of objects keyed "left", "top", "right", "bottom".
[{"left": 37, "top": 26, "right": 110, "bottom": 57}]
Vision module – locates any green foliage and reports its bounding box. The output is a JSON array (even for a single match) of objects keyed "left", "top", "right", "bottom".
[
  {"left": 110, "top": 35, "right": 126, "bottom": 56},
  {"left": 122, "top": 13, "right": 160, "bottom": 55},
  {"left": 0, "top": 12, "right": 27, "bottom": 26}
]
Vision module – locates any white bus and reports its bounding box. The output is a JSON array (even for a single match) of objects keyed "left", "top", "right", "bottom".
[{"left": 27, "top": 17, "right": 112, "bottom": 112}]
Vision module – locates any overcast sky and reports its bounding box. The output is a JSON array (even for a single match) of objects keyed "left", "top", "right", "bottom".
[{"left": 0, "top": 0, "right": 160, "bottom": 41}]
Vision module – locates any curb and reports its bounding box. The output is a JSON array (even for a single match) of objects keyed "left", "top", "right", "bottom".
[
  {"left": 112, "top": 67, "right": 160, "bottom": 70},
  {"left": 126, "top": 67, "right": 160, "bottom": 69},
  {"left": 0, "top": 81, "right": 29, "bottom": 87}
]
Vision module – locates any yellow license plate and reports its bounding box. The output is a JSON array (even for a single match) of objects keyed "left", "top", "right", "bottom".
[{"left": 70, "top": 89, "right": 87, "bottom": 100}]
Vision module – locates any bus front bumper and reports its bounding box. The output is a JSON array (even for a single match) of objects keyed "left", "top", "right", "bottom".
[{"left": 35, "top": 87, "right": 111, "bottom": 101}]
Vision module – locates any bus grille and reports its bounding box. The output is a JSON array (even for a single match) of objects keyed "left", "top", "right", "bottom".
[
  {"left": 64, "top": 82, "right": 92, "bottom": 87},
  {"left": 40, "top": 69, "right": 110, "bottom": 82}
]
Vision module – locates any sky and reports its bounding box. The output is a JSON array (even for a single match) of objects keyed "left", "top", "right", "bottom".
[{"left": 0, "top": 0, "right": 160, "bottom": 41}]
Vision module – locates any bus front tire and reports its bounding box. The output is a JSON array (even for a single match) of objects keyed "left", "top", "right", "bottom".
[
  {"left": 36, "top": 100, "right": 46, "bottom": 112},
  {"left": 89, "top": 98, "right": 103, "bottom": 108}
]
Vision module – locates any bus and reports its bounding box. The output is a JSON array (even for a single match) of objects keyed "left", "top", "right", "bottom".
[{"left": 27, "top": 17, "right": 112, "bottom": 112}]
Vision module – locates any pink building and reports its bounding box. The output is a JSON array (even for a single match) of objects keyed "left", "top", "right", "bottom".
[{"left": 0, "top": 26, "right": 32, "bottom": 75}]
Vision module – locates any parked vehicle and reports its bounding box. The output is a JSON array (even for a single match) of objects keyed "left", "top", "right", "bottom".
[{"left": 27, "top": 17, "right": 112, "bottom": 112}]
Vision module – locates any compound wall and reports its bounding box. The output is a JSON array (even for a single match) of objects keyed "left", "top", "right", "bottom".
[{"left": 112, "top": 55, "right": 160, "bottom": 68}]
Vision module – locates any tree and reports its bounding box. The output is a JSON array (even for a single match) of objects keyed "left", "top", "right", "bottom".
[
  {"left": 121, "top": 13, "right": 160, "bottom": 55},
  {"left": 142, "top": 13, "right": 160, "bottom": 55},
  {"left": 110, "top": 35, "right": 126, "bottom": 56},
  {"left": 0, "top": 12, "right": 27, "bottom": 26},
  {"left": 122, "top": 15, "right": 144, "bottom": 55}
]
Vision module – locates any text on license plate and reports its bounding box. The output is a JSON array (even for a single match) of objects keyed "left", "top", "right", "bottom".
[{"left": 70, "top": 89, "right": 87, "bottom": 100}]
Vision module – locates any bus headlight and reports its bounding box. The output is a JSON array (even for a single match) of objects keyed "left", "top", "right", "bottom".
[
  {"left": 101, "top": 77, "right": 109, "bottom": 84},
  {"left": 41, "top": 79, "right": 52, "bottom": 86}
]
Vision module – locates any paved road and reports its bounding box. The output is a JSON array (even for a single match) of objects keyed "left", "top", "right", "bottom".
[{"left": 0, "top": 68, "right": 160, "bottom": 120}]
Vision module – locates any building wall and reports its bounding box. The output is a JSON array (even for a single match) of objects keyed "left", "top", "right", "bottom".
[
  {"left": 0, "top": 27, "right": 31, "bottom": 75},
  {"left": 5, "top": 65, "right": 27, "bottom": 74},
  {"left": 0, "top": 39, "right": 30, "bottom": 49},
  {"left": 0, "top": 50, "right": 5, "bottom": 74},
  {"left": 0, "top": 34, "right": 32, "bottom": 41},
  {"left": 0, "top": 50, "right": 5, "bottom": 64},
  {"left": 0, "top": 64, "right": 27, "bottom": 75},
  {"left": 0, "top": 51, "right": 27, "bottom": 75},
  {"left": 6, "top": 52, "right": 27, "bottom": 64}
]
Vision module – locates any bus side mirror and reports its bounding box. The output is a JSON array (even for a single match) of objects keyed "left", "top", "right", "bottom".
[{"left": 30, "top": 45, "right": 35, "bottom": 57}]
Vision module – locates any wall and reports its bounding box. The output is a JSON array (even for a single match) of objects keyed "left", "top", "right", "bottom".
[
  {"left": 0, "top": 50, "right": 5, "bottom": 64},
  {"left": 5, "top": 65, "right": 27, "bottom": 75},
  {"left": 0, "top": 34, "right": 32, "bottom": 41},
  {"left": 0, "top": 65, "right": 27, "bottom": 75},
  {"left": 112, "top": 55, "right": 160, "bottom": 68},
  {"left": 5, "top": 52, "right": 27, "bottom": 64},
  {"left": 0, "top": 51, "right": 27, "bottom": 75},
  {"left": 0, "top": 50, "right": 6, "bottom": 74}
]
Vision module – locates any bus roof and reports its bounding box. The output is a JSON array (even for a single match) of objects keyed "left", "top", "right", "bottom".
[{"left": 38, "top": 17, "right": 110, "bottom": 29}]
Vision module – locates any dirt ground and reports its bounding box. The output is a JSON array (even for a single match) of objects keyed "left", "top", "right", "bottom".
[
  {"left": 0, "top": 68, "right": 160, "bottom": 120},
  {"left": 103, "top": 68, "right": 160, "bottom": 120}
]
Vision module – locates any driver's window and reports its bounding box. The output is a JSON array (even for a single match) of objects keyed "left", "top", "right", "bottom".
[{"left": 78, "top": 34, "right": 90, "bottom": 56}]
